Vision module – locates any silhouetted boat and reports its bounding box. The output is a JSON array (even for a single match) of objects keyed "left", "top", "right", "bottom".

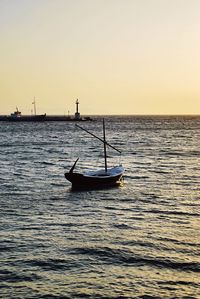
[
  {"left": 65, "top": 119, "right": 124, "bottom": 190},
  {"left": 0, "top": 107, "right": 46, "bottom": 122}
]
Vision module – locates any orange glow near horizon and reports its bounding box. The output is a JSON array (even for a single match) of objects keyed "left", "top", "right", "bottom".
[{"left": 1, "top": 0, "right": 200, "bottom": 115}]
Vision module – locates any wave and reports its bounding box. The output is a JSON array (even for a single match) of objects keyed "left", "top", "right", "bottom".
[
  {"left": 41, "top": 161, "right": 56, "bottom": 166},
  {"left": 0, "top": 269, "right": 41, "bottom": 283},
  {"left": 71, "top": 246, "right": 200, "bottom": 272},
  {"left": 24, "top": 258, "right": 78, "bottom": 272},
  {"left": 147, "top": 209, "right": 200, "bottom": 217}
]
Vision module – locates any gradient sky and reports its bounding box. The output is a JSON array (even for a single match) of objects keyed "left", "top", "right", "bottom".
[{"left": 1, "top": 0, "right": 200, "bottom": 115}]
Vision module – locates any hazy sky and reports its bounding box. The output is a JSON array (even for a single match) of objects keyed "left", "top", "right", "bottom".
[{"left": 1, "top": 0, "right": 200, "bottom": 115}]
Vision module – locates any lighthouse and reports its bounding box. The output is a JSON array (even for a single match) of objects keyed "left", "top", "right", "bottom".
[{"left": 74, "top": 99, "right": 81, "bottom": 120}]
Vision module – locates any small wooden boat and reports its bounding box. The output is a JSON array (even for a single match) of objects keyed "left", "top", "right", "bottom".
[{"left": 65, "top": 119, "right": 124, "bottom": 190}]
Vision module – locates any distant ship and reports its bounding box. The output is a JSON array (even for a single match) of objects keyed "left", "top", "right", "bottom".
[
  {"left": 0, "top": 107, "right": 46, "bottom": 122},
  {"left": 0, "top": 100, "right": 93, "bottom": 122}
]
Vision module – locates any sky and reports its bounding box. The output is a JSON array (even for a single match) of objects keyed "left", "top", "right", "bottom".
[{"left": 1, "top": 0, "right": 200, "bottom": 115}]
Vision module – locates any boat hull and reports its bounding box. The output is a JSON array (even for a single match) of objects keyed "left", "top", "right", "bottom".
[
  {"left": 0, "top": 115, "right": 46, "bottom": 122},
  {"left": 65, "top": 167, "right": 124, "bottom": 190}
]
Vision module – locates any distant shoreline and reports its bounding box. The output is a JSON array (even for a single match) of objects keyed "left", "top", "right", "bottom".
[
  {"left": 0, "top": 115, "right": 93, "bottom": 122},
  {"left": 1, "top": 114, "right": 199, "bottom": 117}
]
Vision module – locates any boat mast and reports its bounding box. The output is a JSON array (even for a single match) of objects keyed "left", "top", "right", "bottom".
[
  {"left": 103, "top": 118, "right": 107, "bottom": 172},
  {"left": 75, "top": 124, "right": 121, "bottom": 154}
]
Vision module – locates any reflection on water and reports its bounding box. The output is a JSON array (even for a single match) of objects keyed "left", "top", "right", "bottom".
[{"left": 0, "top": 116, "right": 200, "bottom": 298}]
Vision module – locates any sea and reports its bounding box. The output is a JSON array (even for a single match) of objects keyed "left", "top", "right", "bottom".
[{"left": 0, "top": 115, "right": 200, "bottom": 299}]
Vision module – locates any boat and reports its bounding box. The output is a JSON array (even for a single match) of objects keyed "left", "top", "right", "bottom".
[
  {"left": 64, "top": 119, "right": 124, "bottom": 190},
  {"left": 7, "top": 107, "right": 46, "bottom": 122},
  {"left": 0, "top": 102, "right": 46, "bottom": 122}
]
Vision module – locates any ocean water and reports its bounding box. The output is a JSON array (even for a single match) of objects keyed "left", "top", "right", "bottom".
[{"left": 0, "top": 116, "right": 200, "bottom": 299}]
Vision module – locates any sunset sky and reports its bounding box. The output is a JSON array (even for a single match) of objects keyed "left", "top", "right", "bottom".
[{"left": 1, "top": 0, "right": 200, "bottom": 115}]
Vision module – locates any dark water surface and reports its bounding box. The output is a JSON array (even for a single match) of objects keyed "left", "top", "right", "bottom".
[{"left": 0, "top": 116, "right": 200, "bottom": 298}]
